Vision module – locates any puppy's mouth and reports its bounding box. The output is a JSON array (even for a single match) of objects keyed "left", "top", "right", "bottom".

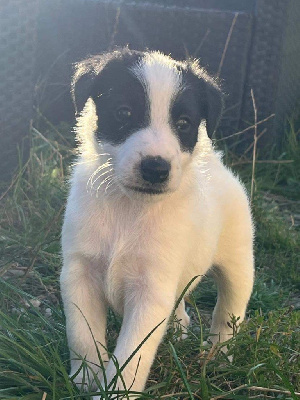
[{"left": 125, "top": 185, "right": 167, "bottom": 195}]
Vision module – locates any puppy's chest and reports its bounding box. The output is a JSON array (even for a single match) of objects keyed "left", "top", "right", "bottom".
[
  {"left": 78, "top": 204, "right": 139, "bottom": 260},
  {"left": 77, "top": 202, "right": 164, "bottom": 310}
]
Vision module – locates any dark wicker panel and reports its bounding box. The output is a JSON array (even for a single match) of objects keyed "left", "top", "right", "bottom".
[
  {"left": 35, "top": 0, "right": 115, "bottom": 122},
  {"left": 36, "top": 0, "right": 253, "bottom": 137},
  {"left": 240, "top": 0, "right": 290, "bottom": 146},
  {"left": 275, "top": 0, "right": 300, "bottom": 136},
  {"left": 119, "top": 0, "right": 255, "bottom": 12},
  {"left": 113, "top": 3, "right": 252, "bottom": 135},
  {"left": 1, "top": 0, "right": 300, "bottom": 181},
  {"left": 0, "top": 0, "right": 38, "bottom": 181}
]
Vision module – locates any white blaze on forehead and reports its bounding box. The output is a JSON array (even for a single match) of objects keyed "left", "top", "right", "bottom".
[{"left": 132, "top": 52, "right": 182, "bottom": 128}]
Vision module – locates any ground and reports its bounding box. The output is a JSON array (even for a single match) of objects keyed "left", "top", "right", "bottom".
[{"left": 0, "top": 117, "right": 299, "bottom": 399}]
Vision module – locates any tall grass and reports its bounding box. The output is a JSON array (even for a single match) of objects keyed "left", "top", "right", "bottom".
[{"left": 0, "top": 117, "right": 299, "bottom": 399}]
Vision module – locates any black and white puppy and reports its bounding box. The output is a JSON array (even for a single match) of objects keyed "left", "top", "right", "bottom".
[{"left": 60, "top": 48, "right": 254, "bottom": 398}]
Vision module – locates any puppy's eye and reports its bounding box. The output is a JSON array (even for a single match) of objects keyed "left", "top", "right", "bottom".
[
  {"left": 175, "top": 117, "right": 191, "bottom": 133},
  {"left": 115, "top": 106, "right": 132, "bottom": 122}
]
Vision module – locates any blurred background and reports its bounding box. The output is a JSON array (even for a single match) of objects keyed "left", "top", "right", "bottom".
[
  {"left": 0, "top": 2, "right": 300, "bottom": 397},
  {"left": 1, "top": 0, "right": 300, "bottom": 182}
]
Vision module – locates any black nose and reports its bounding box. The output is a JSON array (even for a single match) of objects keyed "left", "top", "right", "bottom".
[{"left": 140, "top": 156, "right": 171, "bottom": 184}]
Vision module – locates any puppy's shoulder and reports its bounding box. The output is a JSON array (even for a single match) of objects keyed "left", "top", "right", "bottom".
[{"left": 204, "top": 148, "right": 250, "bottom": 209}]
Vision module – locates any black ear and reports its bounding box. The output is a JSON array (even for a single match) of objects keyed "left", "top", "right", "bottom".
[
  {"left": 205, "top": 80, "right": 224, "bottom": 137},
  {"left": 71, "top": 53, "right": 116, "bottom": 116},
  {"left": 71, "top": 73, "right": 93, "bottom": 116},
  {"left": 187, "top": 60, "right": 224, "bottom": 137},
  {"left": 71, "top": 56, "right": 106, "bottom": 116},
  {"left": 71, "top": 49, "right": 145, "bottom": 116}
]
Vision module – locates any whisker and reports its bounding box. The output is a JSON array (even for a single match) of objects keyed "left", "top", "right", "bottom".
[
  {"left": 87, "top": 159, "right": 112, "bottom": 188},
  {"left": 106, "top": 177, "right": 121, "bottom": 197},
  {"left": 96, "top": 175, "right": 113, "bottom": 197},
  {"left": 105, "top": 177, "right": 116, "bottom": 194},
  {"left": 90, "top": 163, "right": 112, "bottom": 187},
  {"left": 87, "top": 166, "right": 104, "bottom": 189},
  {"left": 91, "top": 168, "right": 113, "bottom": 189}
]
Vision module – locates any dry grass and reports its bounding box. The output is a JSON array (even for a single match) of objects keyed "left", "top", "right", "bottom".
[{"left": 0, "top": 115, "right": 299, "bottom": 399}]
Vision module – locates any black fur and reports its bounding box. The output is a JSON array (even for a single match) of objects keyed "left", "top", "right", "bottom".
[
  {"left": 92, "top": 59, "right": 149, "bottom": 145},
  {"left": 72, "top": 49, "right": 144, "bottom": 115},
  {"left": 171, "top": 72, "right": 203, "bottom": 152},
  {"left": 171, "top": 66, "right": 223, "bottom": 152},
  {"left": 72, "top": 48, "right": 223, "bottom": 149},
  {"left": 72, "top": 49, "right": 149, "bottom": 145}
]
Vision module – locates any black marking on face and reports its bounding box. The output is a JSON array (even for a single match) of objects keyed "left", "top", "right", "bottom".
[
  {"left": 72, "top": 49, "right": 223, "bottom": 149},
  {"left": 91, "top": 57, "right": 149, "bottom": 145},
  {"left": 72, "top": 49, "right": 149, "bottom": 145},
  {"left": 171, "top": 66, "right": 223, "bottom": 152},
  {"left": 171, "top": 72, "right": 203, "bottom": 152}
]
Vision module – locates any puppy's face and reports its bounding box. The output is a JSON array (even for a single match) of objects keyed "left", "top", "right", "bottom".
[{"left": 73, "top": 50, "right": 222, "bottom": 197}]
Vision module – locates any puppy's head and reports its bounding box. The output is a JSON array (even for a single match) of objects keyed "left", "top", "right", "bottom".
[{"left": 73, "top": 49, "right": 223, "bottom": 197}]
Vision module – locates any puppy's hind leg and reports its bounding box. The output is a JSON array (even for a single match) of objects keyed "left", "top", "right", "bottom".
[
  {"left": 209, "top": 243, "right": 254, "bottom": 346},
  {"left": 174, "top": 299, "right": 190, "bottom": 340},
  {"left": 60, "top": 255, "right": 109, "bottom": 390}
]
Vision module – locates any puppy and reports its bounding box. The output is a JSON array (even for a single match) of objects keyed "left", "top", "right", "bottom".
[{"left": 60, "top": 48, "right": 254, "bottom": 398}]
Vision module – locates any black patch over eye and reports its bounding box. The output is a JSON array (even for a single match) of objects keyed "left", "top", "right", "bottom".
[
  {"left": 175, "top": 116, "right": 192, "bottom": 133},
  {"left": 171, "top": 86, "right": 202, "bottom": 152},
  {"left": 90, "top": 58, "right": 149, "bottom": 145},
  {"left": 115, "top": 105, "right": 132, "bottom": 122}
]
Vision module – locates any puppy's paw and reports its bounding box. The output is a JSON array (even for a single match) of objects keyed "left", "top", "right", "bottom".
[
  {"left": 70, "top": 367, "right": 101, "bottom": 391},
  {"left": 92, "top": 396, "right": 139, "bottom": 400},
  {"left": 174, "top": 311, "right": 190, "bottom": 340},
  {"left": 177, "top": 325, "right": 189, "bottom": 341},
  {"left": 201, "top": 340, "right": 233, "bottom": 362},
  {"left": 92, "top": 391, "right": 140, "bottom": 400}
]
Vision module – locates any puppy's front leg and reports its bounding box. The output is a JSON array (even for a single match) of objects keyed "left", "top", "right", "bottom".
[
  {"left": 97, "top": 274, "right": 177, "bottom": 398},
  {"left": 60, "top": 255, "right": 108, "bottom": 389}
]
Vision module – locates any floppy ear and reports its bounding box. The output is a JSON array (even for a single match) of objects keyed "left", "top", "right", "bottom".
[
  {"left": 205, "top": 81, "right": 224, "bottom": 137},
  {"left": 188, "top": 60, "right": 224, "bottom": 137},
  {"left": 71, "top": 54, "right": 113, "bottom": 116},
  {"left": 71, "top": 59, "right": 95, "bottom": 116},
  {"left": 71, "top": 49, "right": 144, "bottom": 116}
]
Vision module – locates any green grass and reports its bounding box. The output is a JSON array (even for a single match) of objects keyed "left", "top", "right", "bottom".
[{"left": 0, "top": 117, "right": 299, "bottom": 399}]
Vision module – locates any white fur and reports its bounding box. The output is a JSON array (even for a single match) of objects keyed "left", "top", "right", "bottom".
[{"left": 60, "top": 52, "right": 254, "bottom": 398}]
